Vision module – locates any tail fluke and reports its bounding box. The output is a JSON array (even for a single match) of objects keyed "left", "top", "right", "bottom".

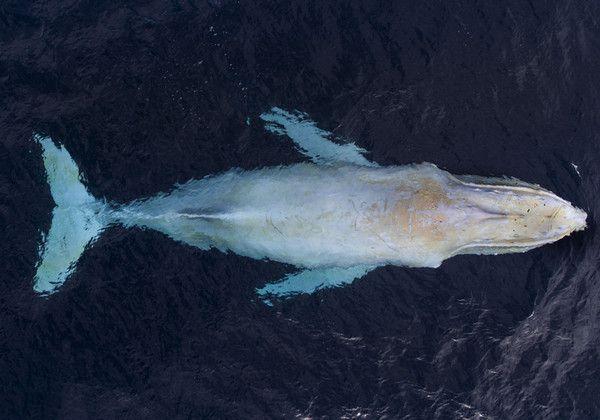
[{"left": 33, "top": 135, "right": 110, "bottom": 294}]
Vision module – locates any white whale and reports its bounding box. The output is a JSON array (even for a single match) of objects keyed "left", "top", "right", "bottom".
[{"left": 33, "top": 108, "right": 587, "bottom": 298}]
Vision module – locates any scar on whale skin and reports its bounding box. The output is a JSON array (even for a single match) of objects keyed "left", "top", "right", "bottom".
[{"left": 32, "top": 108, "right": 587, "bottom": 300}]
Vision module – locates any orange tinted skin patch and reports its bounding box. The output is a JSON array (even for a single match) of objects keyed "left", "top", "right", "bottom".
[
  {"left": 406, "top": 179, "right": 453, "bottom": 242},
  {"left": 362, "top": 177, "right": 457, "bottom": 249},
  {"left": 412, "top": 179, "right": 452, "bottom": 211}
]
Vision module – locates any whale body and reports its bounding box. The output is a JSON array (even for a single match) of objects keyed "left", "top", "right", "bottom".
[{"left": 33, "top": 108, "right": 587, "bottom": 298}]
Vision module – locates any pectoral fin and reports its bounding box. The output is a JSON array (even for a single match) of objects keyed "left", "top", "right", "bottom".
[
  {"left": 256, "top": 265, "right": 376, "bottom": 302},
  {"left": 259, "top": 107, "right": 377, "bottom": 167}
]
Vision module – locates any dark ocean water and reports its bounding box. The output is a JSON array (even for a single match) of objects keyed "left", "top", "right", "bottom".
[{"left": 1, "top": 1, "right": 599, "bottom": 418}]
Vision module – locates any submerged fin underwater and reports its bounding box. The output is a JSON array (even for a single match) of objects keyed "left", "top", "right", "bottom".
[{"left": 34, "top": 107, "right": 586, "bottom": 300}]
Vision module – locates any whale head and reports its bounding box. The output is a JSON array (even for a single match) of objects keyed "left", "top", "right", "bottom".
[{"left": 452, "top": 176, "right": 587, "bottom": 255}]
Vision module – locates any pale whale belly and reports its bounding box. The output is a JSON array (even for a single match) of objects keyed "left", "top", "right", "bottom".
[{"left": 119, "top": 162, "right": 480, "bottom": 269}]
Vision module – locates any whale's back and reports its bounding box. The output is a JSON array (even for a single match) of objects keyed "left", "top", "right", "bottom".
[{"left": 118, "top": 163, "right": 457, "bottom": 268}]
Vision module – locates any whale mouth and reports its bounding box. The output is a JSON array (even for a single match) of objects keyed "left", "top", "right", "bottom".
[
  {"left": 455, "top": 231, "right": 581, "bottom": 254},
  {"left": 454, "top": 219, "right": 586, "bottom": 256}
]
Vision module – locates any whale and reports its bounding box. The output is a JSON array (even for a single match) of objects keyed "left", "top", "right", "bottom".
[{"left": 32, "top": 107, "right": 587, "bottom": 299}]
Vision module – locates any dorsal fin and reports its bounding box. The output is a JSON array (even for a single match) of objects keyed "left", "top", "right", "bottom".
[{"left": 177, "top": 208, "right": 229, "bottom": 219}]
